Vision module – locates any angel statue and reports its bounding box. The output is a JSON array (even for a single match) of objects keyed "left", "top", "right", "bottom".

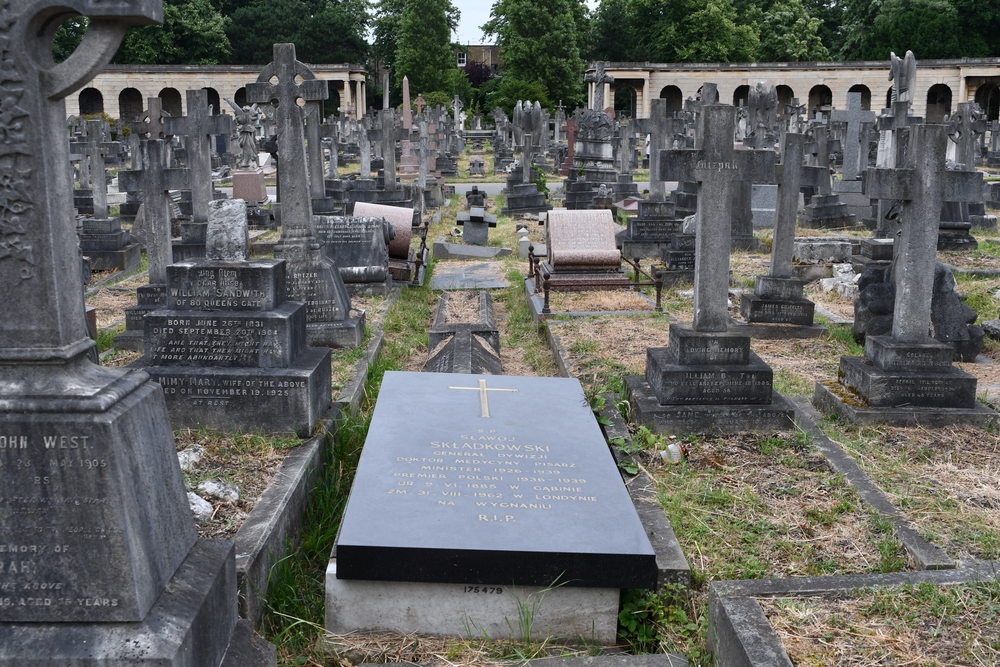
[{"left": 226, "top": 98, "right": 262, "bottom": 169}]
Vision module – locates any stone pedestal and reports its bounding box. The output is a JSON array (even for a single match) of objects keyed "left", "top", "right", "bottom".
[
  {"left": 835, "top": 336, "right": 978, "bottom": 409},
  {"left": 629, "top": 323, "right": 795, "bottom": 434},
  {"left": 136, "top": 260, "right": 333, "bottom": 436},
  {"left": 115, "top": 284, "right": 167, "bottom": 351},
  {"left": 938, "top": 201, "right": 978, "bottom": 250},
  {"left": 233, "top": 168, "right": 267, "bottom": 204},
  {"left": 657, "top": 234, "right": 696, "bottom": 287},
  {"left": 620, "top": 200, "right": 680, "bottom": 259},
  {"left": 172, "top": 220, "right": 207, "bottom": 261},
  {"left": 502, "top": 183, "right": 552, "bottom": 216},
  {"left": 739, "top": 276, "right": 825, "bottom": 338},
  {"left": 78, "top": 217, "right": 141, "bottom": 272},
  {"left": 798, "top": 194, "right": 860, "bottom": 229}
]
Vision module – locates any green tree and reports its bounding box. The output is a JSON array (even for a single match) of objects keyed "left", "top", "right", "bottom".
[
  {"left": 227, "top": 0, "right": 369, "bottom": 65},
  {"left": 631, "top": 0, "right": 759, "bottom": 63},
  {"left": 372, "top": 0, "right": 406, "bottom": 81},
  {"left": 803, "top": 0, "right": 846, "bottom": 57},
  {"left": 589, "top": 0, "right": 639, "bottom": 62},
  {"left": 480, "top": 78, "right": 551, "bottom": 116},
  {"left": 483, "top": 0, "right": 587, "bottom": 108},
  {"left": 394, "top": 0, "right": 458, "bottom": 94},
  {"left": 758, "top": 0, "right": 829, "bottom": 61},
  {"left": 113, "top": 0, "right": 231, "bottom": 64},
  {"left": 840, "top": 0, "right": 962, "bottom": 60}
]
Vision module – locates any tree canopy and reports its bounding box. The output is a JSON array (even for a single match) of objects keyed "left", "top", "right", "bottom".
[
  {"left": 113, "top": 0, "right": 231, "bottom": 64},
  {"left": 483, "top": 0, "right": 588, "bottom": 108},
  {"left": 393, "top": 0, "right": 457, "bottom": 93}
]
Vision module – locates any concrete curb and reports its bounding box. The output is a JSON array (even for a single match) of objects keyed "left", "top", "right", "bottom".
[
  {"left": 792, "top": 397, "right": 955, "bottom": 570},
  {"left": 234, "top": 412, "right": 338, "bottom": 626},
  {"left": 545, "top": 324, "right": 573, "bottom": 378},
  {"left": 708, "top": 562, "right": 1000, "bottom": 667},
  {"left": 597, "top": 396, "right": 692, "bottom": 589}
]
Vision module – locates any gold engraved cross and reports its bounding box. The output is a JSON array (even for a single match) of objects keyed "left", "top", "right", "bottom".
[{"left": 447, "top": 379, "right": 518, "bottom": 418}]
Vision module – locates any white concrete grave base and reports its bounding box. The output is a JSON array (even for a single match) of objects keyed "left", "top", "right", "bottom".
[{"left": 325, "top": 561, "right": 619, "bottom": 644}]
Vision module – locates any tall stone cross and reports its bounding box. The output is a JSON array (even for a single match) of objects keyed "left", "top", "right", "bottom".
[
  {"left": 645, "top": 98, "right": 671, "bottom": 200},
  {"left": 830, "top": 92, "right": 876, "bottom": 181},
  {"left": 119, "top": 140, "right": 190, "bottom": 285},
  {"left": 770, "top": 133, "right": 825, "bottom": 279},
  {"left": 805, "top": 122, "right": 836, "bottom": 196},
  {"left": 783, "top": 98, "right": 807, "bottom": 133},
  {"left": 358, "top": 116, "right": 371, "bottom": 179},
  {"left": 162, "top": 88, "right": 230, "bottom": 224},
  {"left": 586, "top": 61, "right": 615, "bottom": 111},
  {"left": 0, "top": 0, "right": 162, "bottom": 359},
  {"left": 80, "top": 119, "right": 120, "bottom": 219},
  {"left": 246, "top": 43, "right": 328, "bottom": 244},
  {"left": 946, "top": 102, "right": 987, "bottom": 169},
  {"left": 383, "top": 71, "right": 391, "bottom": 109},
  {"left": 372, "top": 108, "right": 404, "bottom": 190},
  {"left": 660, "top": 105, "right": 776, "bottom": 332},
  {"left": 303, "top": 102, "right": 326, "bottom": 197},
  {"left": 874, "top": 100, "right": 922, "bottom": 237},
  {"left": 864, "top": 124, "right": 982, "bottom": 343},
  {"left": 453, "top": 95, "right": 464, "bottom": 135},
  {"left": 124, "top": 97, "right": 169, "bottom": 168},
  {"left": 414, "top": 94, "right": 426, "bottom": 116}
]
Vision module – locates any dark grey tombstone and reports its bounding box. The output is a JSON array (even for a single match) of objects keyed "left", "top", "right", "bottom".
[
  {"left": 627, "top": 104, "right": 794, "bottom": 434},
  {"left": 425, "top": 292, "right": 502, "bottom": 375},
  {"left": 456, "top": 207, "right": 497, "bottom": 246},
  {"left": 246, "top": 44, "right": 363, "bottom": 349},
  {"left": 313, "top": 215, "right": 392, "bottom": 295},
  {"left": 821, "top": 123, "right": 984, "bottom": 418},
  {"left": 0, "top": 2, "right": 271, "bottom": 664}
]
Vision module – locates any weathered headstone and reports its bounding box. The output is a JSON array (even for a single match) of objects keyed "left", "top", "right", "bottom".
[
  {"left": 327, "top": 371, "right": 657, "bottom": 642},
  {"left": 246, "top": 44, "right": 363, "bottom": 348},
  {"left": 628, "top": 104, "right": 794, "bottom": 434},
  {"left": 539, "top": 210, "right": 629, "bottom": 290},
  {"left": 425, "top": 292, "right": 501, "bottom": 375},
  {"left": 0, "top": 2, "right": 271, "bottom": 664},
  {"left": 740, "top": 133, "right": 825, "bottom": 337},
  {"left": 353, "top": 201, "right": 419, "bottom": 281},
  {"left": 138, "top": 201, "right": 332, "bottom": 436},
  {"left": 817, "top": 123, "right": 991, "bottom": 426},
  {"left": 313, "top": 215, "right": 393, "bottom": 295},
  {"left": 456, "top": 207, "right": 497, "bottom": 246},
  {"left": 114, "top": 139, "right": 191, "bottom": 351}
]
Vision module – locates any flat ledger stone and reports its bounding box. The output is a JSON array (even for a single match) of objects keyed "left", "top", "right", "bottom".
[{"left": 334, "top": 372, "right": 657, "bottom": 589}]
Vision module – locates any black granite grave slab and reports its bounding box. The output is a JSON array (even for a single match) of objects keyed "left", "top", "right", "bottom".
[
  {"left": 663, "top": 325, "right": 750, "bottom": 365},
  {"left": 335, "top": 371, "right": 657, "bottom": 589},
  {"left": 645, "top": 353, "right": 775, "bottom": 405},
  {"left": 739, "top": 295, "right": 815, "bottom": 325},
  {"left": 313, "top": 216, "right": 390, "bottom": 284},
  {"left": 860, "top": 238, "right": 894, "bottom": 261}
]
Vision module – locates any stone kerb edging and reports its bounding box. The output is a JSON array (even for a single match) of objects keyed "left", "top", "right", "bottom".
[
  {"left": 545, "top": 324, "right": 573, "bottom": 378},
  {"left": 597, "top": 395, "right": 692, "bottom": 588},
  {"left": 235, "top": 412, "right": 338, "bottom": 626},
  {"left": 708, "top": 562, "right": 1000, "bottom": 667},
  {"left": 231, "top": 290, "right": 396, "bottom": 625},
  {"left": 792, "top": 398, "right": 955, "bottom": 570}
]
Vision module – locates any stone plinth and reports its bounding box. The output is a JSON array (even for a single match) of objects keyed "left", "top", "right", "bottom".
[
  {"left": 740, "top": 275, "right": 821, "bottom": 336},
  {"left": 136, "top": 260, "right": 333, "bottom": 436},
  {"left": 233, "top": 169, "right": 267, "bottom": 204},
  {"left": 115, "top": 284, "right": 168, "bottom": 351},
  {"left": 78, "top": 217, "right": 141, "bottom": 272},
  {"left": 502, "top": 183, "right": 552, "bottom": 216},
  {"left": 798, "top": 194, "right": 861, "bottom": 229}
]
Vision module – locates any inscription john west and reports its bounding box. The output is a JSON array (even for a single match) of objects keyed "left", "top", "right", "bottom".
[{"left": 335, "top": 372, "right": 657, "bottom": 589}]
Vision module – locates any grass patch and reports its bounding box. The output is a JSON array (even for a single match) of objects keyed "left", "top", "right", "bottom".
[
  {"left": 764, "top": 580, "right": 1000, "bottom": 666},
  {"left": 96, "top": 324, "right": 124, "bottom": 352}
]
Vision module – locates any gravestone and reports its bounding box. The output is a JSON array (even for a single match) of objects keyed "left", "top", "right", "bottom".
[
  {"left": 469, "top": 156, "right": 485, "bottom": 176},
  {"left": 798, "top": 122, "right": 858, "bottom": 229},
  {"left": 137, "top": 200, "right": 332, "bottom": 437},
  {"left": 539, "top": 210, "right": 629, "bottom": 291},
  {"left": 313, "top": 215, "right": 393, "bottom": 295},
  {"left": 327, "top": 371, "right": 657, "bottom": 642},
  {"left": 246, "top": 44, "right": 364, "bottom": 349},
  {"left": 425, "top": 292, "right": 502, "bottom": 375},
  {"left": 353, "top": 201, "right": 419, "bottom": 282},
  {"left": 502, "top": 101, "right": 552, "bottom": 217},
  {"left": 620, "top": 199, "right": 680, "bottom": 259},
  {"left": 0, "top": 2, "right": 271, "bottom": 665},
  {"left": 114, "top": 139, "right": 190, "bottom": 351},
  {"left": 465, "top": 186, "right": 487, "bottom": 208},
  {"left": 76, "top": 120, "right": 140, "bottom": 272},
  {"left": 740, "top": 133, "right": 826, "bottom": 338},
  {"left": 816, "top": 123, "right": 991, "bottom": 426},
  {"left": 628, "top": 104, "right": 794, "bottom": 435},
  {"left": 938, "top": 102, "right": 987, "bottom": 250},
  {"left": 456, "top": 207, "right": 497, "bottom": 246},
  {"left": 830, "top": 92, "right": 877, "bottom": 220}
]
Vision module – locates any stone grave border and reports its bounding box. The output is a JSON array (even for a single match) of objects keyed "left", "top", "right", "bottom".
[
  {"left": 709, "top": 561, "right": 1000, "bottom": 667},
  {"left": 233, "top": 291, "right": 391, "bottom": 624},
  {"left": 939, "top": 262, "right": 1000, "bottom": 279},
  {"left": 524, "top": 277, "right": 667, "bottom": 324}
]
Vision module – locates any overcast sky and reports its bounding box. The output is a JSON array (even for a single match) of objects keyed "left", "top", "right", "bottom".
[{"left": 451, "top": 0, "right": 600, "bottom": 45}]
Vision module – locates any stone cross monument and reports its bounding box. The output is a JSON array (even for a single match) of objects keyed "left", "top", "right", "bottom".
[
  {"left": 0, "top": 1, "right": 269, "bottom": 664},
  {"left": 586, "top": 61, "right": 615, "bottom": 111},
  {"left": 246, "top": 43, "right": 363, "bottom": 348}
]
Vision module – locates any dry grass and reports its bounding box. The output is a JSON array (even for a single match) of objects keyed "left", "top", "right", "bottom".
[
  {"left": 86, "top": 286, "right": 135, "bottom": 328},
  {"left": 547, "top": 314, "right": 671, "bottom": 389},
  {"left": 821, "top": 423, "right": 1000, "bottom": 560},
  {"left": 547, "top": 289, "right": 654, "bottom": 313},
  {"left": 939, "top": 248, "right": 1000, "bottom": 271},
  {"left": 175, "top": 428, "right": 302, "bottom": 540},
  {"left": 763, "top": 581, "right": 1000, "bottom": 666},
  {"left": 804, "top": 282, "right": 858, "bottom": 321},
  {"left": 644, "top": 431, "right": 907, "bottom": 582},
  {"left": 441, "top": 290, "right": 485, "bottom": 324},
  {"left": 316, "top": 631, "right": 592, "bottom": 667},
  {"left": 101, "top": 349, "right": 141, "bottom": 367},
  {"left": 752, "top": 331, "right": 862, "bottom": 398}
]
